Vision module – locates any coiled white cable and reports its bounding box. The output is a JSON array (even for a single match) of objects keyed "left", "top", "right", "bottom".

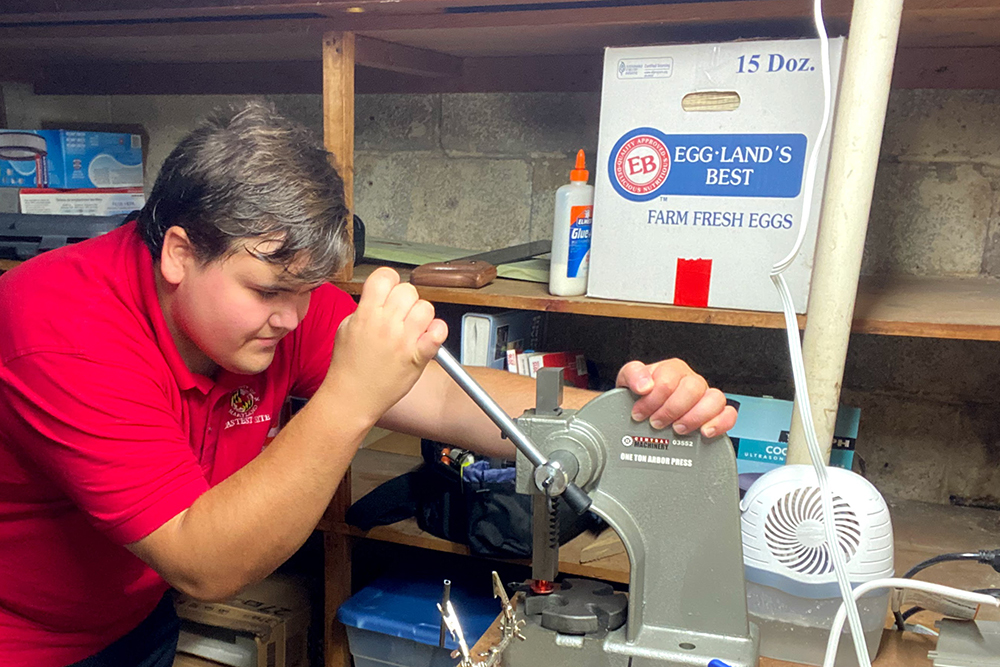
[{"left": 769, "top": 1, "right": 872, "bottom": 665}]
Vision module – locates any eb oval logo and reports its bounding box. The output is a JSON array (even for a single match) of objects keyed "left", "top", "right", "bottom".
[{"left": 610, "top": 128, "right": 672, "bottom": 201}]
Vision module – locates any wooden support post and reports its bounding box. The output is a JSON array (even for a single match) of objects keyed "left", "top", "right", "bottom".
[
  {"left": 324, "top": 527, "right": 353, "bottom": 667},
  {"left": 323, "top": 476, "right": 354, "bottom": 667},
  {"left": 322, "top": 30, "right": 356, "bottom": 667},
  {"left": 323, "top": 31, "right": 355, "bottom": 282}
]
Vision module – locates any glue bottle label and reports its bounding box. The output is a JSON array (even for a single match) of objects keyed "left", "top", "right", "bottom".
[{"left": 567, "top": 205, "right": 593, "bottom": 278}]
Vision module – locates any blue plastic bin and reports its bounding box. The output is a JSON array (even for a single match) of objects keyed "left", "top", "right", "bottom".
[{"left": 337, "top": 574, "right": 499, "bottom": 667}]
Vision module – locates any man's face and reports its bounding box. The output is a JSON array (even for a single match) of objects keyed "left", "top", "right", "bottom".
[{"left": 169, "top": 241, "right": 322, "bottom": 376}]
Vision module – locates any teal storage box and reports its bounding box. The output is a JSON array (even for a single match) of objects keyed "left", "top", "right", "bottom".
[
  {"left": 338, "top": 574, "right": 498, "bottom": 667},
  {"left": 726, "top": 392, "right": 860, "bottom": 491},
  {"left": 0, "top": 129, "right": 143, "bottom": 188}
]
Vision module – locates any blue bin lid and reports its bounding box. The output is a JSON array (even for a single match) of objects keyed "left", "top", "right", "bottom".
[{"left": 337, "top": 573, "right": 500, "bottom": 651}]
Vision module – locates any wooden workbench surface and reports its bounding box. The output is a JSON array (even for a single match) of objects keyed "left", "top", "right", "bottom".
[{"left": 469, "top": 612, "right": 938, "bottom": 667}]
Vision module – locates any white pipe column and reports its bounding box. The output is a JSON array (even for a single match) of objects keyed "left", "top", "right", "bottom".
[{"left": 785, "top": 0, "right": 904, "bottom": 465}]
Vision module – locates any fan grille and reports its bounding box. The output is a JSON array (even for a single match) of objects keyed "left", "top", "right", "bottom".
[{"left": 764, "top": 486, "right": 862, "bottom": 575}]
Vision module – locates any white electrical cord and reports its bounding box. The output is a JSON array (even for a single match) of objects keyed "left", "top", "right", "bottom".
[
  {"left": 772, "top": 0, "right": 834, "bottom": 274},
  {"left": 770, "top": 10, "right": 1000, "bottom": 666},
  {"left": 771, "top": 18, "right": 999, "bottom": 657},
  {"left": 769, "top": 1, "right": 874, "bottom": 666},
  {"left": 822, "top": 579, "right": 1000, "bottom": 667}
]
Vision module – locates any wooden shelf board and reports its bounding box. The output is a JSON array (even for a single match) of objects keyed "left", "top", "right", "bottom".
[
  {"left": 322, "top": 442, "right": 1000, "bottom": 597},
  {"left": 4, "top": 256, "right": 997, "bottom": 340},
  {"left": 0, "top": 5, "right": 838, "bottom": 63},
  {"left": 339, "top": 264, "right": 1000, "bottom": 342},
  {"left": 5, "top": 0, "right": 1000, "bottom": 47},
  {"left": 340, "top": 263, "right": 802, "bottom": 329},
  {"left": 854, "top": 274, "right": 1000, "bottom": 341},
  {"left": 470, "top": 605, "right": 938, "bottom": 667},
  {"left": 3, "top": 0, "right": 1000, "bottom": 69},
  {"left": 3, "top": 0, "right": 1000, "bottom": 92},
  {"left": 468, "top": 598, "right": 939, "bottom": 667}
]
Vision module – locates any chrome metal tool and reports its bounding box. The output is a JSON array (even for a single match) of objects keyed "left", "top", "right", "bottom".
[{"left": 436, "top": 571, "right": 525, "bottom": 667}]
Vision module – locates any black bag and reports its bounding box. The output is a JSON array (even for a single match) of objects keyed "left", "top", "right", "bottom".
[{"left": 346, "top": 440, "right": 601, "bottom": 558}]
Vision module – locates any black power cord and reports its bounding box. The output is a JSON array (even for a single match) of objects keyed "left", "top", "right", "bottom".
[
  {"left": 904, "top": 551, "right": 997, "bottom": 579},
  {"left": 894, "top": 550, "right": 1000, "bottom": 631}
]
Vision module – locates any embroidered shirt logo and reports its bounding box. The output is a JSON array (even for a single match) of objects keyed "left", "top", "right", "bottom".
[
  {"left": 224, "top": 386, "right": 272, "bottom": 431},
  {"left": 229, "top": 386, "right": 260, "bottom": 417}
]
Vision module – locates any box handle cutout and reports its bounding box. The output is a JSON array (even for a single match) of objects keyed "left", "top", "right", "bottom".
[{"left": 681, "top": 91, "right": 741, "bottom": 112}]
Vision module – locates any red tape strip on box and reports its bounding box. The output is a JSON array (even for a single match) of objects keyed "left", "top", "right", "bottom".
[{"left": 673, "top": 258, "right": 712, "bottom": 307}]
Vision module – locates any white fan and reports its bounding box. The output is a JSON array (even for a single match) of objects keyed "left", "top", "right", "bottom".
[
  {"left": 740, "top": 465, "right": 894, "bottom": 666},
  {"left": 763, "top": 484, "right": 861, "bottom": 575}
]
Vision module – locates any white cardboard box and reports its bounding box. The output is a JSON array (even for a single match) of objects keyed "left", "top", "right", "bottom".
[
  {"left": 175, "top": 574, "right": 310, "bottom": 667},
  {"left": 19, "top": 187, "right": 145, "bottom": 216},
  {"left": 173, "top": 653, "right": 225, "bottom": 667},
  {"left": 589, "top": 38, "right": 844, "bottom": 313}
]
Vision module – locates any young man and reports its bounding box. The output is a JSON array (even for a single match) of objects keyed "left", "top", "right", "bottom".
[{"left": 0, "top": 102, "right": 736, "bottom": 667}]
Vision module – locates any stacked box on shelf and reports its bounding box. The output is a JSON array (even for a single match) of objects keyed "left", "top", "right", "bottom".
[
  {"left": 19, "top": 187, "right": 145, "bottom": 216},
  {"left": 726, "top": 392, "right": 860, "bottom": 491},
  {"left": 1, "top": 130, "right": 143, "bottom": 189}
]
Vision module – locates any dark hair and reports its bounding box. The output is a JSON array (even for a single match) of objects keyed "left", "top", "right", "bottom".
[{"left": 137, "top": 100, "right": 350, "bottom": 281}]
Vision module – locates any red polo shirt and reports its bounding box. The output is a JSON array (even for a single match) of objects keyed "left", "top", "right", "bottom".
[{"left": 0, "top": 222, "right": 357, "bottom": 666}]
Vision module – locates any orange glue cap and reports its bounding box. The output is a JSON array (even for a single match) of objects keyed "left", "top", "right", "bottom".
[{"left": 570, "top": 149, "right": 588, "bottom": 183}]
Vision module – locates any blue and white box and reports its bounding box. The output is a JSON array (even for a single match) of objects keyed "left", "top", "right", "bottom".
[
  {"left": 726, "top": 392, "right": 860, "bottom": 490},
  {"left": 460, "top": 309, "right": 544, "bottom": 370},
  {"left": 0, "top": 129, "right": 143, "bottom": 189},
  {"left": 589, "top": 38, "right": 845, "bottom": 313}
]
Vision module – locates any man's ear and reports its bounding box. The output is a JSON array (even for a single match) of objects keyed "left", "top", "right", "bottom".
[{"left": 160, "top": 226, "right": 196, "bottom": 286}]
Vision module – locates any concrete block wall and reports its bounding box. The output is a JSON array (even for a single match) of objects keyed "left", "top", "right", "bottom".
[
  {"left": 868, "top": 90, "right": 1000, "bottom": 277},
  {"left": 351, "top": 91, "right": 601, "bottom": 249},
  {"left": 2, "top": 84, "right": 998, "bottom": 507}
]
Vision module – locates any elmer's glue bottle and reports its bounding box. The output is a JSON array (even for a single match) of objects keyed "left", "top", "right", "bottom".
[{"left": 549, "top": 150, "right": 594, "bottom": 296}]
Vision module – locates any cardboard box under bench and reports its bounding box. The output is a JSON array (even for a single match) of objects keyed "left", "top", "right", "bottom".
[{"left": 174, "top": 574, "right": 310, "bottom": 667}]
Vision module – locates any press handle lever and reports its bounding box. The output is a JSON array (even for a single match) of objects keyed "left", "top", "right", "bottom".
[{"left": 434, "top": 347, "right": 592, "bottom": 515}]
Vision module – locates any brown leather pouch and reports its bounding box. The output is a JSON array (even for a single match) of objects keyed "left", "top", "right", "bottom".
[{"left": 409, "top": 260, "right": 497, "bottom": 288}]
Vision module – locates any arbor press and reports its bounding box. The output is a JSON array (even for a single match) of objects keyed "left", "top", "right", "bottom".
[{"left": 434, "top": 348, "right": 759, "bottom": 667}]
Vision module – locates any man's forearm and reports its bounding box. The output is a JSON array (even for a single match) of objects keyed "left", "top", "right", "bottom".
[
  {"left": 379, "top": 363, "right": 598, "bottom": 459},
  {"left": 130, "top": 381, "right": 373, "bottom": 600}
]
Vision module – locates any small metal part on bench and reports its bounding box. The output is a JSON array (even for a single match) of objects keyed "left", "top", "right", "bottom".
[{"left": 929, "top": 619, "right": 1000, "bottom": 667}]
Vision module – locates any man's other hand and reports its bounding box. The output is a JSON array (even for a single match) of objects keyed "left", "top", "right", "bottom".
[{"left": 616, "top": 359, "right": 736, "bottom": 438}]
